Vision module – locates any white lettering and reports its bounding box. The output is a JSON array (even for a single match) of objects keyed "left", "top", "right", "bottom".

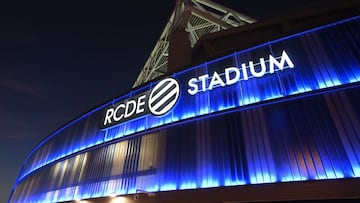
[
  {"left": 241, "top": 63, "right": 249, "bottom": 80},
  {"left": 104, "top": 108, "right": 114, "bottom": 125},
  {"left": 198, "top": 74, "right": 209, "bottom": 92},
  {"left": 187, "top": 78, "right": 198, "bottom": 95},
  {"left": 113, "top": 104, "right": 125, "bottom": 121},
  {"left": 225, "top": 67, "right": 240, "bottom": 85},
  {"left": 249, "top": 58, "right": 266, "bottom": 77},
  {"left": 209, "top": 71, "right": 225, "bottom": 90},
  {"left": 187, "top": 50, "right": 295, "bottom": 95},
  {"left": 136, "top": 95, "right": 146, "bottom": 114},
  {"left": 124, "top": 100, "right": 136, "bottom": 118},
  {"left": 269, "top": 50, "right": 294, "bottom": 73}
]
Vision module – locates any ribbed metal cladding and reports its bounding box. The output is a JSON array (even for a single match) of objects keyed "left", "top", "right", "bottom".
[
  {"left": 9, "top": 16, "right": 360, "bottom": 202},
  {"left": 18, "top": 16, "right": 360, "bottom": 181},
  {"left": 9, "top": 89, "right": 360, "bottom": 202}
]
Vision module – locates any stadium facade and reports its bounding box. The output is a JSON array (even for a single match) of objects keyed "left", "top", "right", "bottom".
[{"left": 8, "top": 1, "right": 360, "bottom": 203}]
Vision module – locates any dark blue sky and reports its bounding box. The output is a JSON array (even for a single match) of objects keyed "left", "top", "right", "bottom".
[{"left": 0, "top": 0, "right": 336, "bottom": 202}]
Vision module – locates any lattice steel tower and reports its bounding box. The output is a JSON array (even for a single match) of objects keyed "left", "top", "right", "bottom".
[{"left": 133, "top": 0, "right": 256, "bottom": 87}]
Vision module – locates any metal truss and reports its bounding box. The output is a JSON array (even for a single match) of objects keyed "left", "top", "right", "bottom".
[{"left": 133, "top": 0, "right": 256, "bottom": 87}]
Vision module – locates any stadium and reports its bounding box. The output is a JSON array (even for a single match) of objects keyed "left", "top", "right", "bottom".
[{"left": 8, "top": 1, "right": 360, "bottom": 202}]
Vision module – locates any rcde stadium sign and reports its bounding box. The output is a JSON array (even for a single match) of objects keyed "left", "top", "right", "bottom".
[
  {"left": 187, "top": 51, "right": 293, "bottom": 95},
  {"left": 100, "top": 50, "right": 294, "bottom": 129},
  {"left": 101, "top": 78, "right": 180, "bottom": 129}
]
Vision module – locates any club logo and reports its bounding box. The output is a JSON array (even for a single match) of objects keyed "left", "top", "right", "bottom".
[
  {"left": 101, "top": 50, "right": 294, "bottom": 130},
  {"left": 100, "top": 77, "right": 180, "bottom": 129},
  {"left": 148, "top": 78, "right": 180, "bottom": 116}
]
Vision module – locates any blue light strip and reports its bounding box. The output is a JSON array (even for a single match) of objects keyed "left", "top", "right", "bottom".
[
  {"left": 11, "top": 83, "right": 360, "bottom": 203},
  {"left": 17, "top": 15, "right": 360, "bottom": 186}
]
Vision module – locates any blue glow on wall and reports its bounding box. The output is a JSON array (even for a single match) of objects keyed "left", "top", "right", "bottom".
[
  {"left": 9, "top": 16, "right": 360, "bottom": 203},
  {"left": 160, "top": 183, "right": 177, "bottom": 191}
]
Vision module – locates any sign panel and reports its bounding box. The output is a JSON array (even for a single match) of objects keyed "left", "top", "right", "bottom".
[
  {"left": 101, "top": 50, "right": 295, "bottom": 129},
  {"left": 101, "top": 78, "right": 180, "bottom": 128}
]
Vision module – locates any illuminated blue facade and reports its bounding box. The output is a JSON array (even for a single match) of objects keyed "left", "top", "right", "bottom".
[{"left": 9, "top": 16, "right": 360, "bottom": 203}]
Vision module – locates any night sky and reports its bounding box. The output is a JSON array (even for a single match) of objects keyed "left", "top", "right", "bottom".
[{"left": 0, "top": 0, "right": 337, "bottom": 202}]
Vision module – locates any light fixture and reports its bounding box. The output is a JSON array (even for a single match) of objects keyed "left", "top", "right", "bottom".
[{"left": 134, "top": 189, "right": 156, "bottom": 200}]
